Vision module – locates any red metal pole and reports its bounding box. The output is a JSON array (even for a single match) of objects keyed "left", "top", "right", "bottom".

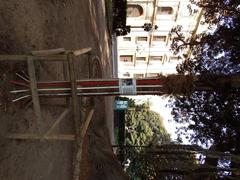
[{"left": 10, "top": 78, "right": 164, "bottom": 102}]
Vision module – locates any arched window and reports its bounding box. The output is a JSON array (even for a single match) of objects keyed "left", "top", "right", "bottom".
[
  {"left": 127, "top": 4, "right": 144, "bottom": 17},
  {"left": 157, "top": 7, "right": 173, "bottom": 15}
]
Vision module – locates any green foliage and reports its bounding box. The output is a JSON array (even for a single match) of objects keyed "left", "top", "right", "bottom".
[
  {"left": 123, "top": 98, "right": 171, "bottom": 179},
  {"left": 170, "top": 91, "right": 240, "bottom": 153},
  {"left": 170, "top": 0, "right": 240, "bottom": 74},
  {"left": 168, "top": 1, "right": 240, "bottom": 178},
  {"left": 125, "top": 99, "right": 170, "bottom": 147},
  {"left": 169, "top": 0, "right": 240, "bottom": 150},
  {"left": 126, "top": 144, "right": 202, "bottom": 180},
  {"left": 189, "top": 0, "right": 240, "bottom": 26}
]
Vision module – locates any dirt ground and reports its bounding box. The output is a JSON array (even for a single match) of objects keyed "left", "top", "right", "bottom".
[{"left": 0, "top": 1, "right": 128, "bottom": 180}]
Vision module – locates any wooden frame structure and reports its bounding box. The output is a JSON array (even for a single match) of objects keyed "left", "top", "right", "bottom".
[{"left": 0, "top": 48, "right": 94, "bottom": 180}]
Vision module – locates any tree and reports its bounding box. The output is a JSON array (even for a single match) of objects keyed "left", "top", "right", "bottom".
[
  {"left": 168, "top": 1, "right": 240, "bottom": 178},
  {"left": 170, "top": 0, "right": 240, "bottom": 74},
  {"left": 116, "top": 75, "right": 240, "bottom": 178},
  {"left": 169, "top": 0, "right": 240, "bottom": 145},
  {"left": 166, "top": 1, "right": 240, "bottom": 178},
  {"left": 170, "top": 91, "right": 240, "bottom": 152},
  {"left": 189, "top": 0, "right": 240, "bottom": 26},
  {"left": 125, "top": 100, "right": 170, "bottom": 146},
  {"left": 122, "top": 98, "right": 171, "bottom": 179},
  {"left": 126, "top": 143, "right": 240, "bottom": 180}
]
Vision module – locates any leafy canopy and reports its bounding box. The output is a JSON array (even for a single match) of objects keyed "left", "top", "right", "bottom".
[
  {"left": 124, "top": 98, "right": 170, "bottom": 147},
  {"left": 122, "top": 98, "right": 171, "bottom": 179},
  {"left": 170, "top": 0, "right": 240, "bottom": 74},
  {"left": 169, "top": 0, "right": 240, "bottom": 156}
]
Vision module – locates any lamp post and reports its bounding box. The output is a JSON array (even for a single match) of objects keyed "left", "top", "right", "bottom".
[
  {"left": 130, "top": 23, "right": 158, "bottom": 32},
  {"left": 115, "top": 23, "right": 158, "bottom": 36}
]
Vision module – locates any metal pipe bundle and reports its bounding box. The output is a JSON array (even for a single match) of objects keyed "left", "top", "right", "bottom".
[{"left": 10, "top": 78, "right": 164, "bottom": 102}]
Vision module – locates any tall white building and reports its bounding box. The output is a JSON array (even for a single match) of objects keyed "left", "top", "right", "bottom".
[{"left": 117, "top": 0, "right": 204, "bottom": 78}]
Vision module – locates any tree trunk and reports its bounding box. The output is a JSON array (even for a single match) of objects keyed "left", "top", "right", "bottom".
[{"left": 159, "top": 74, "right": 240, "bottom": 95}]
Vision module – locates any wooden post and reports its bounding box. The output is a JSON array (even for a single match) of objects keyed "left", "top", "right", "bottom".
[
  {"left": 68, "top": 53, "right": 81, "bottom": 136},
  {"left": 27, "top": 56, "right": 43, "bottom": 136},
  {"left": 73, "top": 109, "right": 94, "bottom": 180},
  {"left": 68, "top": 53, "right": 82, "bottom": 180},
  {"left": 73, "top": 47, "right": 92, "bottom": 56},
  {"left": 32, "top": 48, "right": 66, "bottom": 56}
]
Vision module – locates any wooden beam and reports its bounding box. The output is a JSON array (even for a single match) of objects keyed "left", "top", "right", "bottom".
[
  {"left": 45, "top": 109, "right": 70, "bottom": 136},
  {"left": 0, "top": 54, "right": 67, "bottom": 61},
  {"left": 27, "top": 56, "right": 43, "bottom": 135},
  {"left": 0, "top": 55, "right": 27, "bottom": 61},
  {"left": 73, "top": 48, "right": 92, "bottom": 56},
  {"left": 68, "top": 52, "right": 86, "bottom": 180},
  {"left": 80, "top": 109, "right": 94, "bottom": 139},
  {"left": 33, "top": 55, "right": 68, "bottom": 61},
  {"left": 73, "top": 109, "right": 94, "bottom": 180},
  {"left": 32, "top": 48, "right": 66, "bottom": 56},
  {"left": 5, "top": 111, "right": 93, "bottom": 142},
  {"left": 67, "top": 53, "right": 82, "bottom": 180},
  {"left": 6, "top": 133, "right": 75, "bottom": 141},
  {"left": 68, "top": 53, "right": 81, "bottom": 136},
  {"left": 46, "top": 134, "right": 75, "bottom": 141}
]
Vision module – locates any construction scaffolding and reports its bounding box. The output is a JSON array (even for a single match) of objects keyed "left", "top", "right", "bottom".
[
  {"left": 9, "top": 77, "right": 165, "bottom": 100},
  {"left": 0, "top": 46, "right": 172, "bottom": 180},
  {"left": 0, "top": 48, "right": 94, "bottom": 180}
]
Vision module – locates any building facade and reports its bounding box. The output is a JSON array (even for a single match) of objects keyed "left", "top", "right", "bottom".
[{"left": 117, "top": 0, "right": 204, "bottom": 78}]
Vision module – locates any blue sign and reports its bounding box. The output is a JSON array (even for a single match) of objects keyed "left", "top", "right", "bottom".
[{"left": 115, "top": 100, "right": 128, "bottom": 110}]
